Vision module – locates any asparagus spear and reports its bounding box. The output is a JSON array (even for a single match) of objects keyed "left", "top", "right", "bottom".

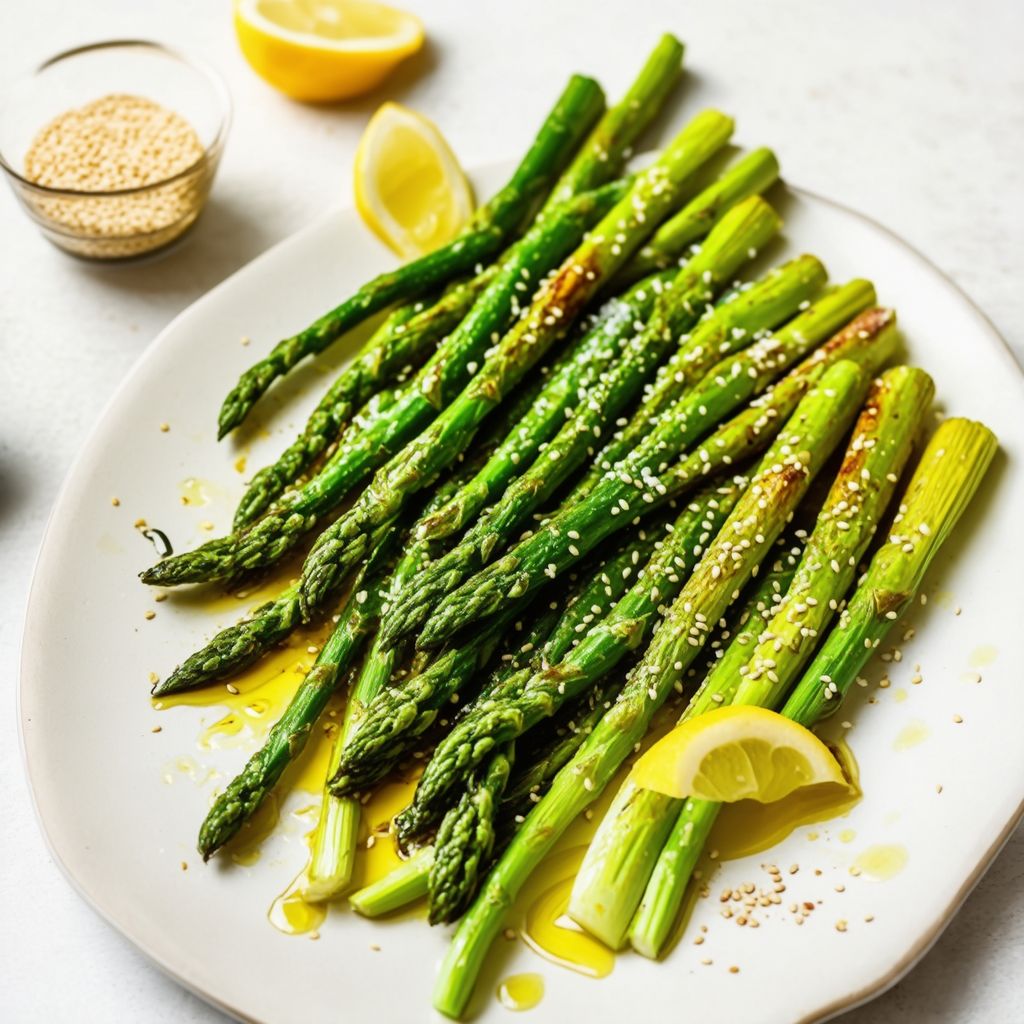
[
  {"left": 573, "top": 366, "right": 935, "bottom": 951},
  {"left": 578, "top": 253, "right": 827, "bottom": 494},
  {"left": 642, "top": 306, "right": 899, "bottom": 509},
  {"left": 540, "top": 34, "right": 684, "bottom": 211},
  {"left": 326, "top": 599, "right": 534, "bottom": 795},
  {"left": 302, "top": 477, "right": 462, "bottom": 899},
  {"left": 408, "top": 269, "right": 676, "bottom": 547},
  {"left": 419, "top": 280, "right": 876, "bottom": 648},
  {"left": 216, "top": 76, "right": 606, "bottom": 439},
  {"left": 144, "top": 181, "right": 627, "bottom": 588},
  {"left": 429, "top": 743, "right": 515, "bottom": 924},
  {"left": 195, "top": 528, "right": 400, "bottom": 860},
  {"left": 350, "top": 846, "right": 434, "bottom": 918},
  {"left": 233, "top": 272, "right": 494, "bottom": 528},
  {"left": 396, "top": 478, "right": 746, "bottom": 841},
  {"left": 432, "top": 361, "right": 869, "bottom": 1019},
  {"left": 780, "top": 417, "right": 997, "bottom": 725},
  {"left": 618, "top": 147, "right": 781, "bottom": 287},
  {"left": 298, "top": 111, "right": 736, "bottom": 617},
  {"left": 382, "top": 198, "right": 788, "bottom": 646}
]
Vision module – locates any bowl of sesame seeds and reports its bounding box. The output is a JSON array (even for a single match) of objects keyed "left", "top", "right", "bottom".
[{"left": 0, "top": 40, "right": 231, "bottom": 260}]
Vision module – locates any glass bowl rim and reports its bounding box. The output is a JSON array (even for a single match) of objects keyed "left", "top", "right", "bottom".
[{"left": 0, "top": 39, "right": 232, "bottom": 199}]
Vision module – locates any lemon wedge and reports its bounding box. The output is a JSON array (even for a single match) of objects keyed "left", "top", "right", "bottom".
[
  {"left": 354, "top": 101, "right": 474, "bottom": 258},
  {"left": 631, "top": 706, "right": 847, "bottom": 803},
  {"left": 234, "top": 0, "right": 424, "bottom": 102}
]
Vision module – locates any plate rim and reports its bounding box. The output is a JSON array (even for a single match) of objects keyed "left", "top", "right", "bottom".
[{"left": 18, "top": 175, "right": 1024, "bottom": 1024}]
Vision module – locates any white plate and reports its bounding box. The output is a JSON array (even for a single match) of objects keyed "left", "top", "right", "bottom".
[{"left": 20, "top": 163, "right": 1024, "bottom": 1024}]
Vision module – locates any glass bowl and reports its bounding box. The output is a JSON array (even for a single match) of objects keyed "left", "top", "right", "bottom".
[{"left": 0, "top": 40, "right": 231, "bottom": 261}]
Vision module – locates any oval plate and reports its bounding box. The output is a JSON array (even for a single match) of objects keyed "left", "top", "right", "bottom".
[{"left": 20, "top": 164, "right": 1024, "bottom": 1024}]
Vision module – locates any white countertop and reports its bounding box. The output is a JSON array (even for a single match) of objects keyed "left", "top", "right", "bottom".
[{"left": 2, "top": 1, "right": 1021, "bottom": 1021}]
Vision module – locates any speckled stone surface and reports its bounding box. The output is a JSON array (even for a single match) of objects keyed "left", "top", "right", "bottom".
[{"left": 2, "top": 1, "right": 1021, "bottom": 1021}]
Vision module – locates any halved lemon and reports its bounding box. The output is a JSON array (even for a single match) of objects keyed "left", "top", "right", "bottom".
[
  {"left": 631, "top": 706, "right": 847, "bottom": 803},
  {"left": 234, "top": 0, "right": 424, "bottom": 102},
  {"left": 354, "top": 101, "right": 474, "bottom": 258}
]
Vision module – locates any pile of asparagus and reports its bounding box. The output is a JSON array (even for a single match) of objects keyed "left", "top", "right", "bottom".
[{"left": 143, "top": 35, "right": 997, "bottom": 1020}]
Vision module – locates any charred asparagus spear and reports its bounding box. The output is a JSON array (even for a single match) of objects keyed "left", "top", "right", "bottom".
[{"left": 233, "top": 273, "right": 493, "bottom": 528}]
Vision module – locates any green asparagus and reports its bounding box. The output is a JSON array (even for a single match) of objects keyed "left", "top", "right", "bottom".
[
  {"left": 382, "top": 197, "right": 788, "bottom": 646},
  {"left": 298, "top": 110, "right": 736, "bottom": 616},
  {"left": 572, "top": 365, "right": 934, "bottom": 951},
  {"left": 216, "top": 76, "right": 606, "bottom": 438},
  {"left": 617, "top": 147, "right": 781, "bottom": 287},
  {"left": 233, "top": 272, "right": 493, "bottom": 528},
  {"left": 195, "top": 527, "right": 399, "bottom": 860},
  {"left": 419, "top": 280, "right": 876, "bottom": 648},
  {"left": 431, "top": 360, "right": 869, "bottom": 1018},
  {"left": 540, "top": 34, "right": 684, "bottom": 212}
]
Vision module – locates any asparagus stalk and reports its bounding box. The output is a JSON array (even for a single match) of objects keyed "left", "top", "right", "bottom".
[
  {"left": 541, "top": 34, "right": 684, "bottom": 211},
  {"left": 396, "top": 478, "right": 746, "bottom": 841},
  {"left": 423, "top": 521, "right": 670, "bottom": 919},
  {"left": 577, "top": 253, "right": 827, "bottom": 493},
  {"left": 350, "top": 846, "right": 434, "bottom": 918},
  {"left": 499, "top": 674, "right": 623, "bottom": 821},
  {"left": 429, "top": 743, "right": 515, "bottom": 924},
  {"left": 574, "top": 366, "right": 935, "bottom": 951},
  {"left": 216, "top": 76, "right": 606, "bottom": 438},
  {"left": 143, "top": 182, "right": 627, "bottom": 588},
  {"left": 432, "top": 361, "right": 869, "bottom": 1019},
  {"left": 409, "top": 269, "right": 676, "bottom": 547},
  {"left": 643, "top": 306, "right": 899, "bottom": 509},
  {"left": 195, "top": 529, "right": 400, "bottom": 860},
  {"left": 326, "top": 599, "right": 533, "bottom": 795},
  {"left": 382, "top": 197, "right": 786, "bottom": 646},
  {"left": 780, "top": 417, "right": 998, "bottom": 726},
  {"left": 233, "top": 272, "right": 494, "bottom": 528},
  {"left": 618, "top": 147, "right": 781, "bottom": 286},
  {"left": 419, "top": 280, "right": 876, "bottom": 648},
  {"left": 298, "top": 111, "right": 736, "bottom": 617},
  {"left": 302, "top": 480, "right": 458, "bottom": 900}
]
